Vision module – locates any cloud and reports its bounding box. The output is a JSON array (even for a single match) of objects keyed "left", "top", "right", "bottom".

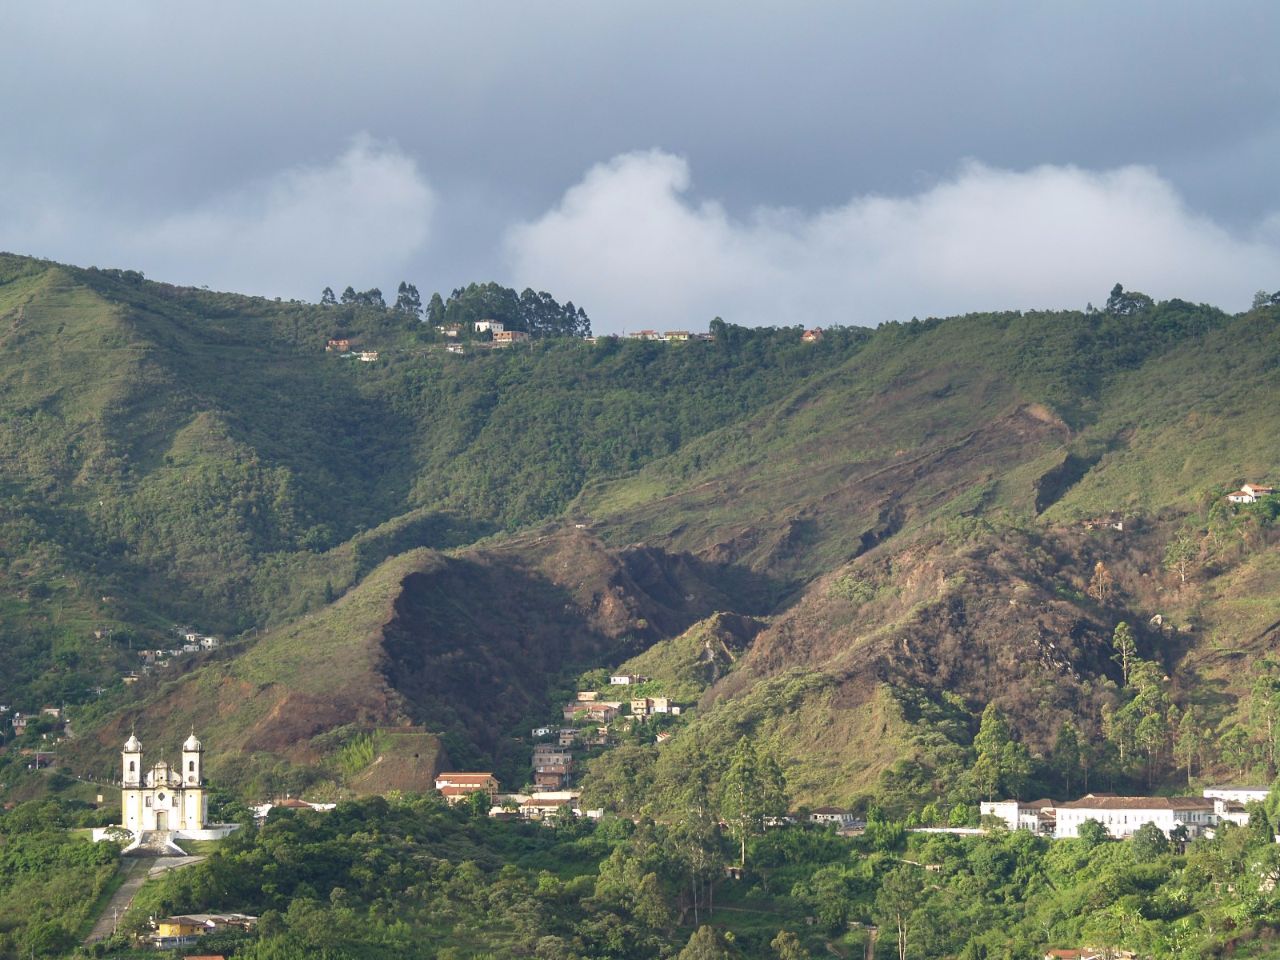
[
  {"left": 1, "top": 135, "right": 434, "bottom": 298},
  {"left": 504, "top": 151, "right": 1280, "bottom": 333}
]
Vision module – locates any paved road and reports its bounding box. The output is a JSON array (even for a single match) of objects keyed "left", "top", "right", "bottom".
[{"left": 83, "top": 855, "right": 206, "bottom": 945}]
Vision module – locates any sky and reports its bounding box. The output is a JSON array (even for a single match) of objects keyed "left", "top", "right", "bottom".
[{"left": 2, "top": 3, "right": 1279, "bottom": 333}]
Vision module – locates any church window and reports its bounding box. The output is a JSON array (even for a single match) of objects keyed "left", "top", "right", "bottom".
[
  {"left": 188, "top": 760, "right": 194, "bottom": 772},
  {"left": 172, "top": 795, "right": 179, "bottom": 807},
  {"left": 145, "top": 796, "right": 152, "bottom": 807},
  {"left": 129, "top": 761, "right": 136, "bottom": 772}
]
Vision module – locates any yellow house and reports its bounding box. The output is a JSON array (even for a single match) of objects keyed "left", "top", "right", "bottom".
[{"left": 157, "top": 917, "right": 208, "bottom": 938}]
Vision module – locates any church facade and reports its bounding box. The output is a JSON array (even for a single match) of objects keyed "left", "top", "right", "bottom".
[{"left": 120, "top": 730, "right": 207, "bottom": 834}]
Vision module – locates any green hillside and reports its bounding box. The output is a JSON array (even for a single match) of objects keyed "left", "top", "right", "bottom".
[{"left": 2, "top": 251, "right": 1279, "bottom": 827}]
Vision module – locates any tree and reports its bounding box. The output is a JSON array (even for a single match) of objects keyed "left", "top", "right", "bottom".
[
  {"left": 1131, "top": 821, "right": 1169, "bottom": 862},
  {"left": 340, "top": 286, "right": 357, "bottom": 305},
  {"left": 874, "top": 864, "right": 923, "bottom": 960},
  {"left": 718, "top": 738, "right": 787, "bottom": 867},
  {"left": 426, "top": 292, "right": 446, "bottom": 325},
  {"left": 1163, "top": 535, "right": 1197, "bottom": 585},
  {"left": 1253, "top": 289, "right": 1280, "bottom": 309},
  {"left": 1251, "top": 672, "right": 1280, "bottom": 774},
  {"left": 1052, "top": 720, "right": 1081, "bottom": 796},
  {"left": 1175, "top": 706, "right": 1200, "bottom": 785},
  {"left": 1077, "top": 818, "right": 1109, "bottom": 847},
  {"left": 1111, "top": 622, "right": 1137, "bottom": 686},
  {"left": 1088, "top": 561, "right": 1115, "bottom": 605},
  {"left": 1105, "top": 283, "right": 1153, "bottom": 316},
  {"left": 771, "top": 929, "right": 810, "bottom": 960},
  {"left": 972, "top": 703, "right": 1030, "bottom": 799},
  {"left": 393, "top": 281, "right": 422, "bottom": 318},
  {"left": 320, "top": 286, "right": 337, "bottom": 306},
  {"left": 677, "top": 925, "right": 729, "bottom": 960}
]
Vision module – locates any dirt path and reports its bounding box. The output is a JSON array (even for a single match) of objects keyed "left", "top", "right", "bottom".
[{"left": 83, "top": 855, "right": 206, "bottom": 945}]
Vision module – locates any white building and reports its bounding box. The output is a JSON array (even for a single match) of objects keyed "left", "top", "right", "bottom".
[
  {"left": 1203, "top": 785, "right": 1270, "bottom": 806},
  {"left": 94, "top": 731, "right": 238, "bottom": 849},
  {"left": 1227, "top": 483, "right": 1275, "bottom": 504},
  {"left": 810, "top": 806, "right": 857, "bottom": 827},
  {"left": 1054, "top": 794, "right": 1215, "bottom": 839},
  {"left": 980, "top": 798, "right": 1055, "bottom": 834},
  {"left": 473, "top": 319, "right": 504, "bottom": 334}
]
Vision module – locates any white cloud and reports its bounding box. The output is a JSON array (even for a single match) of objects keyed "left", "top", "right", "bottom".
[
  {"left": 0, "top": 135, "right": 434, "bottom": 299},
  {"left": 504, "top": 151, "right": 1280, "bottom": 333}
]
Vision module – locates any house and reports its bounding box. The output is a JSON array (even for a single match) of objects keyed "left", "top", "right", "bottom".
[
  {"left": 810, "top": 806, "right": 857, "bottom": 827},
  {"left": 41, "top": 706, "right": 61, "bottom": 719},
  {"left": 11, "top": 714, "right": 27, "bottom": 732},
  {"left": 557, "top": 728, "right": 578, "bottom": 747},
  {"left": 651, "top": 697, "right": 672, "bottom": 714},
  {"left": 1227, "top": 483, "right": 1276, "bottom": 504},
  {"left": 1203, "top": 785, "right": 1270, "bottom": 805},
  {"left": 531, "top": 725, "right": 554, "bottom": 738},
  {"left": 532, "top": 745, "right": 573, "bottom": 767},
  {"left": 1053, "top": 794, "right": 1216, "bottom": 839},
  {"left": 325, "top": 338, "right": 351, "bottom": 352},
  {"left": 437, "top": 323, "right": 463, "bottom": 338},
  {"left": 445, "top": 343, "right": 465, "bottom": 354},
  {"left": 979, "top": 798, "right": 1056, "bottom": 834},
  {"left": 200, "top": 636, "right": 219, "bottom": 650},
  {"left": 182, "top": 643, "right": 200, "bottom": 653},
  {"left": 355, "top": 351, "right": 378, "bottom": 362},
  {"left": 586, "top": 701, "right": 622, "bottom": 722},
  {"left": 473, "top": 319, "right": 504, "bottom": 334},
  {"left": 492, "top": 330, "right": 529, "bottom": 345},
  {"left": 631, "top": 697, "right": 653, "bottom": 718},
  {"left": 801, "top": 328, "right": 824, "bottom": 343},
  {"left": 517, "top": 790, "right": 582, "bottom": 819},
  {"left": 1043, "top": 950, "right": 1104, "bottom": 960},
  {"left": 629, "top": 330, "right": 661, "bottom": 340},
  {"left": 434, "top": 772, "right": 499, "bottom": 803},
  {"left": 609, "top": 674, "right": 644, "bottom": 686},
  {"left": 563, "top": 702, "right": 592, "bottom": 721},
  {"left": 664, "top": 330, "right": 691, "bottom": 341},
  {"left": 655, "top": 731, "right": 673, "bottom": 744},
  {"left": 576, "top": 691, "right": 599, "bottom": 702},
  {"left": 535, "top": 765, "right": 571, "bottom": 790}
]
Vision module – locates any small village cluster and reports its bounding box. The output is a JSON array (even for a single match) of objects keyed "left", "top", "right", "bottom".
[
  {"left": 980, "top": 785, "right": 1268, "bottom": 840},
  {"left": 324, "top": 321, "right": 826, "bottom": 358},
  {"left": 120, "top": 626, "right": 220, "bottom": 686},
  {"left": 433, "top": 673, "right": 687, "bottom": 822}
]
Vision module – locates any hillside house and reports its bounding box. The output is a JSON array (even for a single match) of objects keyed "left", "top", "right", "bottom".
[
  {"left": 473, "top": 319, "right": 503, "bottom": 334},
  {"left": 563, "top": 702, "right": 592, "bottom": 721},
  {"left": 1054, "top": 794, "right": 1215, "bottom": 839},
  {"left": 517, "top": 791, "right": 581, "bottom": 820},
  {"left": 1227, "top": 483, "right": 1275, "bottom": 504},
  {"left": 664, "top": 330, "right": 691, "bottom": 341},
  {"left": 629, "top": 330, "right": 661, "bottom": 341},
  {"left": 801, "top": 328, "right": 824, "bottom": 343},
  {"left": 557, "top": 728, "right": 578, "bottom": 747},
  {"left": 325, "top": 338, "right": 351, "bottom": 352},
  {"left": 576, "top": 691, "right": 599, "bottom": 701},
  {"left": 531, "top": 725, "right": 554, "bottom": 738},
  {"left": 532, "top": 745, "right": 573, "bottom": 766},
  {"left": 534, "top": 765, "right": 571, "bottom": 790},
  {"left": 980, "top": 799, "right": 1056, "bottom": 834},
  {"left": 11, "top": 714, "right": 27, "bottom": 733},
  {"left": 587, "top": 701, "right": 622, "bottom": 722},
  {"left": 356, "top": 351, "right": 378, "bottom": 362},
  {"left": 437, "top": 324, "right": 463, "bottom": 338},
  {"left": 445, "top": 343, "right": 465, "bottom": 354},
  {"left": 434, "top": 772, "right": 499, "bottom": 803},
  {"left": 200, "top": 636, "right": 219, "bottom": 650},
  {"left": 41, "top": 706, "right": 61, "bottom": 719},
  {"left": 810, "top": 806, "right": 857, "bottom": 827},
  {"left": 492, "top": 330, "right": 529, "bottom": 345},
  {"left": 609, "top": 674, "right": 645, "bottom": 686},
  {"left": 1203, "top": 785, "right": 1270, "bottom": 805}
]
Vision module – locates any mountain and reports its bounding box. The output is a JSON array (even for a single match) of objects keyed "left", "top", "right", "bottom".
[{"left": 2, "top": 251, "right": 1279, "bottom": 816}]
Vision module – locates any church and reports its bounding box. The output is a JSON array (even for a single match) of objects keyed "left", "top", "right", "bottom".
[{"left": 121, "top": 730, "right": 208, "bottom": 833}]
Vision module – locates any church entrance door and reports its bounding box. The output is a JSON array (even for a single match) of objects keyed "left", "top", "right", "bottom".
[{"left": 155, "top": 810, "right": 168, "bottom": 830}]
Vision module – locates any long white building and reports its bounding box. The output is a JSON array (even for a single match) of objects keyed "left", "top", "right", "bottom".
[{"left": 1054, "top": 794, "right": 1215, "bottom": 839}]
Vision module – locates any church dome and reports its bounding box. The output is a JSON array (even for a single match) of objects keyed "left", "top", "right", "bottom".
[
  {"left": 123, "top": 733, "right": 141, "bottom": 752},
  {"left": 183, "top": 732, "right": 202, "bottom": 751}
]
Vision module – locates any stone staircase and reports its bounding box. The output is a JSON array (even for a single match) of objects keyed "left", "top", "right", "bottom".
[{"left": 125, "top": 829, "right": 186, "bottom": 857}]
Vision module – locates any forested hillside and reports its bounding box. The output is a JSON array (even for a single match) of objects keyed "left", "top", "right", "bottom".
[{"left": 1, "top": 250, "right": 1277, "bottom": 824}]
